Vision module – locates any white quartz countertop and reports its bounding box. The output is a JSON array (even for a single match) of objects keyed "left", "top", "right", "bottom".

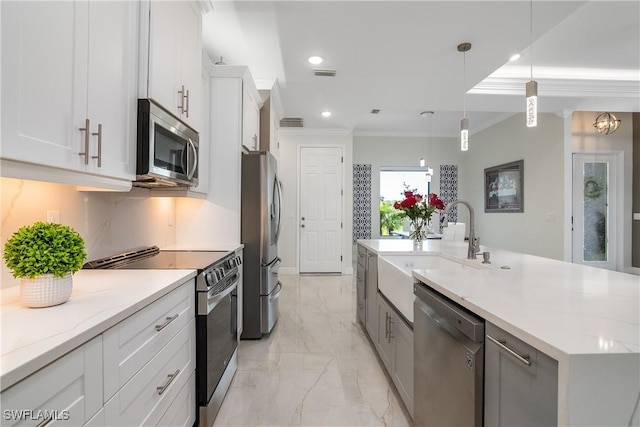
[
  {"left": 358, "top": 239, "right": 640, "bottom": 360},
  {"left": 0, "top": 269, "right": 196, "bottom": 391}
]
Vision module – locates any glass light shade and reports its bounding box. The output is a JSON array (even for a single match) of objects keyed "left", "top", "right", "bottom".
[
  {"left": 460, "top": 118, "right": 469, "bottom": 151},
  {"left": 526, "top": 80, "right": 538, "bottom": 127},
  {"left": 593, "top": 112, "right": 621, "bottom": 135}
]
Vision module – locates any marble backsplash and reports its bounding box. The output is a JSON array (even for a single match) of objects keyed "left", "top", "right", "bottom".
[{"left": 1, "top": 178, "right": 176, "bottom": 289}]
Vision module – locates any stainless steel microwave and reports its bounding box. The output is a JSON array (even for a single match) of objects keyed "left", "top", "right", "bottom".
[{"left": 134, "top": 99, "right": 199, "bottom": 188}]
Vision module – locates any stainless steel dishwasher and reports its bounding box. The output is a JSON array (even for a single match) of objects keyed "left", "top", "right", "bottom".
[{"left": 413, "top": 282, "right": 485, "bottom": 427}]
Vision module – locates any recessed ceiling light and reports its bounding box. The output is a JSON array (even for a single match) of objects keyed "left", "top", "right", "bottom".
[
  {"left": 308, "top": 56, "right": 324, "bottom": 65},
  {"left": 509, "top": 53, "right": 521, "bottom": 62},
  {"left": 321, "top": 111, "right": 332, "bottom": 118}
]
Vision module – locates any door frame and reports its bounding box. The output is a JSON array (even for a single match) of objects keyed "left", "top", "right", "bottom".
[
  {"left": 571, "top": 152, "right": 622, "bottom": 270},
  {"left": 296, "top": 143, "right": 346, "bottom": 274}
]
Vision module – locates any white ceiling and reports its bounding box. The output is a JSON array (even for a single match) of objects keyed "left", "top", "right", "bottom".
[{"left": 202, "top": 1, "right": 640, "bottom": 137}]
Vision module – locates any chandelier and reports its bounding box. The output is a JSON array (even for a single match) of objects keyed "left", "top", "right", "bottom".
[{"left": 593, "top": 112, "right": 621, "bottom": 135}]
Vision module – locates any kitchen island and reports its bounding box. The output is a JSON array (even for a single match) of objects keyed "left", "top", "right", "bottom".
[{"left": 358, "top": 239, "right": 640, "bottom": 426}]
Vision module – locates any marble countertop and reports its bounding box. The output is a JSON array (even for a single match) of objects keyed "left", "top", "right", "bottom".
[
  {"left": 0, "top": 269, "right": 196, "bottom": 391},
  {"left": 358, "top": 239, "right": 640, "bottom": 359}
]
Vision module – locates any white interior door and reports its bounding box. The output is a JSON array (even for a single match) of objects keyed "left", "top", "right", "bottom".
[
  {"left": 299, "top": 147, "right": 343, "bottom": 273},
  {"left": 572, "top": 153, "right": 618, "bottom": 270}
]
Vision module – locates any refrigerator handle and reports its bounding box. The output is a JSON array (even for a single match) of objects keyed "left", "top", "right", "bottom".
[{"left": 274, "top": 173, "right": 283, "bottom": 243}]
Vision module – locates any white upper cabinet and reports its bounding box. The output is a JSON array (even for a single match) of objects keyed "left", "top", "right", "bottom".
[
  {"left": 1, "top": 1, "right": 137, "bottom": 185},
  {"left": 242, "top": 87, "right": 260, "bottom": 151},
  {"left": 257, "top": 80, "right": 284, "bottom": 161},
  {"left": 141, "top": 1, "right": 203, "bottom": 132}
]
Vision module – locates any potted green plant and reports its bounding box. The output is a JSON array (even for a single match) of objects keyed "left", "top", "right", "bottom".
[{"left": 3, "top": 222, "right": 86, "bottom": 308}]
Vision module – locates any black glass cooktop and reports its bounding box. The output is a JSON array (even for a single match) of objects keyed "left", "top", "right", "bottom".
[{"left": 83, "top": 246, "right": 231, "bottom": 271}]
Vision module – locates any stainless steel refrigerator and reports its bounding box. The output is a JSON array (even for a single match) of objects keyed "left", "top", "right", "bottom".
[{"left": 241, "top": 151, "right": 282, "bottom": 339}]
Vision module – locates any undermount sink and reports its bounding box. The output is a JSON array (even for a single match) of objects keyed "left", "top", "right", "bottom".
[{"left": 377, "top": 254, "right": 490, "bottom": 323}]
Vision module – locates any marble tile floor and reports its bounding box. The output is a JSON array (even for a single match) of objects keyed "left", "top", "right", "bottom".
[{"left": 213, "top": 274, "right": 412, "bottom": 427}]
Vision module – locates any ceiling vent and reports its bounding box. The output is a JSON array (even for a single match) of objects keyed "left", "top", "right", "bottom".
[
  {"left": 313, "top": 68, "right": 337, "bottom": 77},
  {"left": 280, "top": 117, "right": 304, "bottom": 127},
  {"left": 370, "top": 109, "right": 381, "bottom": 114}
]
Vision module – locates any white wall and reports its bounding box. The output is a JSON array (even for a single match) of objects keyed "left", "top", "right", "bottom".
[
  {"left": 569, "top": 111, "right": 634, "bottom": 272},
  {"left": 353, "top": 135, "right": 466, "bottom": 238},
  {"left": 1, "top": 178, "right": 176, "bottom": 288},
  {"left": 278, "top": 130, "right": 354, "bottom": 274},
  {"left": 464, "top": 113, "right": 565, "bottom": 260}
]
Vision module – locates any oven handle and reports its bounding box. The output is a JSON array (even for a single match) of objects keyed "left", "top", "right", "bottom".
[
  {"left": 269, "top": 281, "right": 282, "bottom": 302},
  {"left": 205, "top": 280, "right": 238, "bottom": 314}
]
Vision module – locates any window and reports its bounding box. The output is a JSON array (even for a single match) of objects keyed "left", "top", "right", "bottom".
[{"left": 379, "top": 167, "right": 432, "bottom": 236}]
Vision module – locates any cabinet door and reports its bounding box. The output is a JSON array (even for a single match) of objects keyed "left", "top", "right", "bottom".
[
  {"left": 1, "top": 337, "right": 103, "bottom": 427},
  {"left": 392, "top": 313, "right": 414, "bottom": 417},
  {"left": 146, "top": 1, "right": 202, "bottom": 130},
  {"left": 147, "top": 1, "right": 182, "bottom": 117},
  {"left": 177, "top": 1, "right": 203, "bottom": 131},
  {"left": 86, "top": 0, "right": 137, "bottom": 180},
  {"left": 1, "top": 1, "right": 88, "bottom": 171},
  {"left": 376, "top": 295, "right": 393, "bottom": 372},
  {"left": 484, "top": 322, "right": 558, "bottom": 426},
  {"left": 365, "top": 252, "right": 378, "bottom": 339},
  {"left": 242, "top": 85, "right": 260, "bottom": 151},
  {"left": 356, "top": 264, "right": 366, "bottom": 325}
]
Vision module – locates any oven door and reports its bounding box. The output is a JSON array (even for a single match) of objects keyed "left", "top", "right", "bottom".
[{"left": 196, "top": 277, "right": 238, "bottom": 405}]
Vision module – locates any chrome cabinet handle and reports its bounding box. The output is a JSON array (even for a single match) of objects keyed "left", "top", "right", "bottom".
[
  {"left": 184, "top": 88, "right": 190, "bottom": 118},
  {"left": 385, "top": 312, "right": 390, "bottom": 339},
  {"left": 155, "top": 314, "right": 179, "bottom": 331},
  {"left": 178, "top": 85, "right": 189, "bottom": 117},
  {"left": 487, "top": 334, "right": 532, "bottom": 366},
  {"left": 91, "top": 123, "right": 102, "bottom": 167},
  {"left": 78, "top": 118, "right": 90, "bottom": 165},
  {"left": 388, "top": 317, "right": 394, "bottom": 343},
  {"left": 35, "top": 415, "right": 53, "bottom": 427},
  {"left": 156, "top": 369, "right": 180, "bottom": 395}
]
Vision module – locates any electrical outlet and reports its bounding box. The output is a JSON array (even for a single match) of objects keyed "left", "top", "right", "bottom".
[
  {"left": 46, "top": 210, "right": 60, "bottom": 223},
  {"left": 545, "top": 213, "right": 556, "bottom": 222}
]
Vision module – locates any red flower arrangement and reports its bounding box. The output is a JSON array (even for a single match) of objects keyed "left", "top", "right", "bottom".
[{"left": 393, "top": 190, "right": 445, "bottom": 241}]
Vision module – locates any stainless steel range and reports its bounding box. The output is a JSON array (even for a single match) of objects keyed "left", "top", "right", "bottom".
[{"left": 83, "top": 246, "right": 242, "bottom": 427}]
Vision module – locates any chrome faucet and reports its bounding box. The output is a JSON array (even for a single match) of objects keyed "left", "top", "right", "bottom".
[{"left": 442, "top": 200, "right": 480, "bottom": 259}]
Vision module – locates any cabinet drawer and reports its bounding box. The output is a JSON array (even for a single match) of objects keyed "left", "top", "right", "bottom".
[
  {"left": 104, "top": 319, "right": 195, "bottom": 426},
  {"left": 1, "top": 337, "right": 102, "bottom": 427},
  {"left": 103, "top": 279, "right": 195, "bottom": 401},
  {"left": 157, "top": 371, "right": 196, "bottom": 427}
]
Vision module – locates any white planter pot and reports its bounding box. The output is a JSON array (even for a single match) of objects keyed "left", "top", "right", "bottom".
[{"left": 20, "top": 273, "right": 73, "bottom": 308}]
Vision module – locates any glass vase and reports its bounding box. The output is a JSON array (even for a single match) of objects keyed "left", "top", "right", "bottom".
[{"left": 409, "top": 218, "right": 428, "bottom": 249}]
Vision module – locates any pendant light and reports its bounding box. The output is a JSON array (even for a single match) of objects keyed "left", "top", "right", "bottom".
[
  {"left": 526, "top": 0, "right": 538, "bottom": 127},
  {"left": 419, "top": 111, "right": 433, "bottom": 167},
  {"left": 458, "top": 42, "right": 471, "bottom": 151}
]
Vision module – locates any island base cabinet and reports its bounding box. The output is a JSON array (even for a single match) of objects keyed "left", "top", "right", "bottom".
[
  {"left": 376, "top": 294, "right": 414, "bottom": 417},
  {"left": 484, "top": 322, "right": 558, "bottom": 427},
  {"left": 356, "top": 263, "right": 366, "bottom": 325},
  {"left": 104, "top": 319, "right": 196, "bottom": 426},
  {"left": 0, "top": 337, "right": 103, "bottom": 427},
  {"left": 365, "top": 252, "right": 378, "bottom": 340}
]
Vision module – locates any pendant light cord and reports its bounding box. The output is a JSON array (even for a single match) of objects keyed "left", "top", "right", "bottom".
[
  {"left": 530, "top": 0, "right": 533, "bottom": 80},
  {"left": 463, "top": 51, "right": 467, "bottom": 117}
]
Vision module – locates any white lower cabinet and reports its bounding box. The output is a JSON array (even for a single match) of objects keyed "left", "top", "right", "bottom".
[
  {"left": 157, "top": 371, "right": 196, "bottom": 427},
  {"left": 1, "top": 337, "right": 103, "bottom": 427},
  {"left": 376, "top": 293, "right": 414, "bottom": 417},
  {"left": 0, "top": 278, "right": 196, "bottom": 427},
  {"left": 103, "top": 282, "right": 195, "bottom": 401},
  {"left": 104, "top": 318, "right": 196, "bottom": 426}
]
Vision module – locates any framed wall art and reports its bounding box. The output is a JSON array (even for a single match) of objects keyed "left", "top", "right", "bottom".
[{"left": 484, "top": 160, "right": 524, "bottom": 213}]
